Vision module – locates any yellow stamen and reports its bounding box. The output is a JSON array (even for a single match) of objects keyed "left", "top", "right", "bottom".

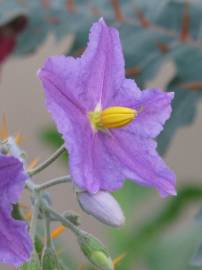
[
  {"left": 88, "top": 106, "right": 137, "bottom": 130},
  {"left": 113, "top": 252, "right": 127, "bottom": 267},
  {"left": 28, "top": 158, "right": 40, "bottom": 170},
  {"left": 0, "top": 113, "right": 9, "bottom": 140},
  {"left": 15, "top": 132, "right": 23, "bottom": 145},
  {"left": 51, "top": 225, "right": 66, "bottom": 239}
]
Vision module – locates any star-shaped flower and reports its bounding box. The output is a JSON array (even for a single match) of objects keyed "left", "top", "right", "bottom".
[
  {"left": 0, "top": 154, "right": 32, "bottom": 266},
  {"left": 38, "top": 18, "right": 176, "bottom": 197}
]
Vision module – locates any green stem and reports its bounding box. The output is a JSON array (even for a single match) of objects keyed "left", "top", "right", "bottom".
[
  {"left": 30, "top": 194, "right": 40, "bottom": 244},
  {"left": 44, "top": 215, "right": 52, "bottom": 248},
  {"left": 36, "top": 175, "right": 71, "bottom": 191},
  {"left": 28, "top": 144, "right": 66, "bottom": 177},
  {"left": 41, "top": 200, "right": 83, "bottom": 237}
]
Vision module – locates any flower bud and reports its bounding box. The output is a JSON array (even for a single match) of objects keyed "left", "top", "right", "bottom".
[
  {"left": 77, "top": 191, "right": 125, "bottom": 227},
  {"left": 78, "top": 232, "right": 114, "bottom": 270},
  {"left": 18, "top": 259, "right": 40, "bottom": 270},
  {"left": 41, "top": 246, "right": 65, "bottom": 270}
]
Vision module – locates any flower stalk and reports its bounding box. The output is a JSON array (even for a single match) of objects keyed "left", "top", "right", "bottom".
[{"left": 28, "top": 144, "right": 66, "bottom": 177}]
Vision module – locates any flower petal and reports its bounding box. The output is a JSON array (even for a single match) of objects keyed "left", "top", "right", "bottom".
[
  {"left": 38, "top": 18, "right": 125, "bottom": 112},
  {"left": 0, "top": 155, "right": 32, "bottom": 266},
  {"left": 78, "top": 18, "right": 125, "bottom": 109},
  {"left": 0, "top": 155, "right": 27, "bottom": 204},
  {"left": 122, "top": 89, "right": 174, "bottom": 138},
  {"left": 38, "top": 55, "right": 86, "bottom": 114},
  {"left": 0, "top": 206, "right": 32, "bottom": 266},
  {"left": 104, "top": 130, "right": 176, "bottom": 197}
]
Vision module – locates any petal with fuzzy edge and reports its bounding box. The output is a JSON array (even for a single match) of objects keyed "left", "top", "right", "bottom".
[
  {"left": 0, "top": 155, "right": 32, "bottom": 266},
  {"left": 0, "top": 206, "right": 32, "bottom": 267}
]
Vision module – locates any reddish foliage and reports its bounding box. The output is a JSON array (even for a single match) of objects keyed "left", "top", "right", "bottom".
[{"left": 0, "top": 16, "right": 27, "bottom": 63}]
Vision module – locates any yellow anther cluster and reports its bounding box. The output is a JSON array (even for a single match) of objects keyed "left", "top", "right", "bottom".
[{"left": 88, "top": 106, "right": 137, "bottom": 131}]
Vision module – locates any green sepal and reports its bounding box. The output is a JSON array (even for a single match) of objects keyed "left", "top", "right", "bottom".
[
  {"left": 78, "top": 232, "right": 114, "bottom": 270},
  {"left": 40, "top": 246, "right": 65, "bottom": 270},
  {"left": 18, "top": 258, "right": 40, "bottom": 270}
]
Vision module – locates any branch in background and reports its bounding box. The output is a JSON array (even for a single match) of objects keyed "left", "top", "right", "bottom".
[
  {"left": 111, "top": 0, "right": 124, "bottom": 22},
  {"left": 180, "top": 1, "right": 190, "bottom": 42}
]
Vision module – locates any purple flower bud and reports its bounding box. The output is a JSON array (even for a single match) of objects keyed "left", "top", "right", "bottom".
[{"left": 77, "top": 191, "right": 125, "bottom": 227}]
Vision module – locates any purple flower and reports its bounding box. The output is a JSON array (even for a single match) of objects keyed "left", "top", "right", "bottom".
[
  {"left": 38, "top": 18, "right": 176, "bottom": 197},
  {"left": 0, "top": 154, "right": 32, "bottom": 266}
]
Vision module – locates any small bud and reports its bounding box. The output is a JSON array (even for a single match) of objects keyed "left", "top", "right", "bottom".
[
  {"left": 41, "top": 246, "right": 64, "bottom": 270},
  {"left": 77, "top": 191, "right": 125, "bottom": 227},
  {"left": 78, "top": 232, "right": 114, "bottom": 270}
]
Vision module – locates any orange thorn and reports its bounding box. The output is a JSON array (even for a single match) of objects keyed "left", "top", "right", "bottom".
[
  {"left": 111, "top": 0, "right": 124, "bottom": 21},
  {"left": 180, "top": 1, "right": 190, "bottom": 42},
  {"left": 51, "top": 225, "right": 66, "bottom": 239},
  {"left": 15, "top": 132, "right": 23, "bottom": 145},
  {"left": 28, "top": 158, "right": 40, "bottom": 170},
  {"left": 113, "top": 252, "right": 127, "bottom": 267},
  {"left": 0, "top": 113, "right": 9, "bottom": 140}
]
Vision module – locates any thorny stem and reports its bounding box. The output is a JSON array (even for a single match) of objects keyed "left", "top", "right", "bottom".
[
  {"left": 28, "top": 144, "right": 66, "bottom": 177},
  {"left": 35, "top": 175, "right": 71, "bottom": 191}
]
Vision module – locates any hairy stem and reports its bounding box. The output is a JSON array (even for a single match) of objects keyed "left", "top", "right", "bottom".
[
  {"left": 30, "top": 194, "right": 40, "bottom": 244},
  {"left": 36, "top": 175, "right": 71, "bottom": 191},
  {"left": 28, "top": 144, "right": 66, "bottom": 177},
  {"left": 41, "top": 200, "right": 82, "bottom": 237},
  {"left": 44, "top": 215, "right": 52, "bottom": 248}
]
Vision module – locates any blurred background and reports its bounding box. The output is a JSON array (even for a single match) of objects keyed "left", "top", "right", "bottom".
[{"left": 0, "top": 1, "right": 202, "bottom": 270}]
